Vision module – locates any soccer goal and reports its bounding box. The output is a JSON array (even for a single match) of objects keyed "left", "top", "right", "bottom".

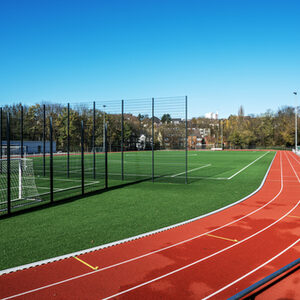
[{"left": 0, "top": 158, "right": 40, "bottom": 211}]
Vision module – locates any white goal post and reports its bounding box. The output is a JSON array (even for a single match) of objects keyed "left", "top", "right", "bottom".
[{"left": 0, "top": 158, "right": 39, "bottom": 209}]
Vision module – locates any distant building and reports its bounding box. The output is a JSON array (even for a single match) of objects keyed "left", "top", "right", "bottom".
[
  {"left": 205, "top": 112, "right": 218, "bottom": 120},
  {"left": 2, "top": 141, "right": 56, "bottom": 154},
  {"left": 171, "top": 118, "right": 182, "bottom": 124}
]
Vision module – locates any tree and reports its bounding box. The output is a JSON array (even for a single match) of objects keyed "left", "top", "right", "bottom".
[{"left": 161, "top": 114, "right": 171, "bottom": 124}]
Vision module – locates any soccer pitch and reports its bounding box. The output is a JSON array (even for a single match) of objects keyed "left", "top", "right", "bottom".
[
  {"left": 32, "top": 149, "right": 272, "bottom": 191},
  {"left": 0, "top": 150, "right": 274, "bottom": 270}
]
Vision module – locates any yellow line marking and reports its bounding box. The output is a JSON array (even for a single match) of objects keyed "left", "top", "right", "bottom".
[
  {"left": 74, "top": 256, "right": 99, "bottom": 270},
  {"left": 206, "top": 233, "right": 238, "bottom": 243},
  {"left": 288, "top": 215, "right": 300, "bottom": 219}
]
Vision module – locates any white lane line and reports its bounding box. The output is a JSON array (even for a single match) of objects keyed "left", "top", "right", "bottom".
[
  {"left": 0, "top": 153, "right": 282, "bottom": 299},
  {"left": 171, "top": 164, "right": 211, "bottom": 178},
  {"left": 227, "top": 151, "right": 270, "bottom": 180},
  {"left": 285, "top": 152, "right": 300, "bottom": 183},
  {"left": 288, "top": 151, "right": 300, "bottom": 165},
  {"left": 0, "top": 153, "right": 277, "bottom": 276},
  {"left": 203, "top": 238, "right": 300, "bottom": 299},
  {"left": 103, "top": 199, "right": 300, "bottom": 299}
]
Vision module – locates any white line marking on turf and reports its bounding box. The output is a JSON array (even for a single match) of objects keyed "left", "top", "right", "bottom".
[
  {"left": 36, "top": 177, "right": 98, "bottom": 184},
  {"left": 183, "top": 176, "right": 228, "bottom": 180},
  {"left": 94, "top": 171, "right": 228, "bottom": 180},
  {"left": 227, "top": 151, "right": 270, "bottom": 180},
  {"left": 203, "top": 238, "right": 300, "bottom": 299},
  {"left": 171, "top": 164, "right": 211, "bottom": 177},
  {"left": 0, "top": 153, "right": 277, "bottom": 276}
]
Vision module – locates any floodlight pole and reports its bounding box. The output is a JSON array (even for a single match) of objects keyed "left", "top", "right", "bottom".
[{"left": 294, "top": 92, "right": 298, "bottom": 152}]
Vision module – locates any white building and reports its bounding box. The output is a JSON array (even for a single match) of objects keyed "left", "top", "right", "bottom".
[{"left": 205, "top": 112, "right": 218, "bottom": 120}]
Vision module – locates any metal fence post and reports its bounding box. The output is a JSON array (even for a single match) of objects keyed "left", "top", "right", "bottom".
[
  {"left": 93, "top": 101, "right": 96, "bottom": 180},
  {"left": 20, "top": 105, "right": 24, "bottom": 158},
  {"left": 221, "top": 120, "right": 224, "bottom": 150},
  {"left": 67, "top": 103, "right": 70, "bottom": 178},
  {"left": 50, "top": 117, "right": 54, "bottom": 202},
  {"left": 0, "top": 108, "right": 2, "bottom": 173},
  {"left": 105, "top": 123, "right": 108, "bottom": 189},
  {"left": 121, "top": 100, "right": 124, "bottom": 181},
  {"left": 185, "top": 96, "right": 188, "bottom": 184},
  {"left": 152, "top": 97, "right": 154, "bottom": 182},
  {"left": 43, "top": 104, "right": 46, "bottom": 176},
  {"left": 7, "top": 113, "right": 11, "bottom": 214},
  {"left": 81, "top": 120, "right": 85, "bottom": 195}
]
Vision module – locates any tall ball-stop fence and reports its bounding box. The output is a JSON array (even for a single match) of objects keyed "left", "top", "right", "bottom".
[{"left": 0, "top": 96, "right": 188, "bottom": 215}]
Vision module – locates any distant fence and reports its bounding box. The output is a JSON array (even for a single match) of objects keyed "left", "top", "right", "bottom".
[{"left": 0, "top": 96, "right": 188, "bottom": 215}]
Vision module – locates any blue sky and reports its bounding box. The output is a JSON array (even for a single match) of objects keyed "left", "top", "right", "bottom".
[{"left": 0, "top": 0, "right": 299, "bottom": 118}]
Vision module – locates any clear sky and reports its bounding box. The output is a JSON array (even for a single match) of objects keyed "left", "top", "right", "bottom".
[{"left": 0, "top": 0, "right": 299, "bottom": 118}]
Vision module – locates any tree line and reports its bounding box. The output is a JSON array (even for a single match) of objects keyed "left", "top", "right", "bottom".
[
  {"left": 190, "top": 106, "right": 299, "bottom": 149},
  {"left": 0, "top": 103, "right": 298, "bottom": 151},
  {"left": 0, "top": 103, "right": 185, "bottom": 151}
]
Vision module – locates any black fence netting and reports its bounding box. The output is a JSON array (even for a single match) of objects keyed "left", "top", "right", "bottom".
[{"left": 0, "top": 96, "right": 187, "bottom": 215}]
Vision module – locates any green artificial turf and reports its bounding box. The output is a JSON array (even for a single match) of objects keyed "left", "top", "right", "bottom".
[{"left": 0, "top": 150, "right": 275, "bottom": 270}]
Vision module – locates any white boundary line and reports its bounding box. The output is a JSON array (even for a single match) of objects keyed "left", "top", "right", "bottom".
[
  {"left": 96, "top": 172, "right": 228, "bottom": 180},
  {"left": 36, "top": 177, "right": 98, "bottom": 184},
  {"left": 289, "top": 151, "right": 300, "bottom": 163},
  {"left": 285, "top": 152, "right": 300, "bottom": 183},
  {"left": 171, "top": 164, "right": 211, "bottom": 177},
  {"left": 203, "top": 238, "right": 300, "bottom": 299},
  {"left": 227, "top": 151, "right": 270, "bottom": 180},
  {"left": 0, "top": 152, "right": 276, "bottom": 276},
  {"left": 288, "top": 150, "right": 300, "bottom": 165}
]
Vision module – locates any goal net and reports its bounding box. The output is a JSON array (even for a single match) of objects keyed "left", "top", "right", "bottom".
[{"left": 0, "top": 158, "right": 40, "bottom": 211}]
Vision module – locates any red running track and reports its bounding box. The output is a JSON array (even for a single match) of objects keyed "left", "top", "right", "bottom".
[{"left": 0, "top": 151, "right": 299, "bottom": 299}]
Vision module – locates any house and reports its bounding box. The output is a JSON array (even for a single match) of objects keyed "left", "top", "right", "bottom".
[{"left": 171, "top": 118, "right": 182, "bottom": 125}]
